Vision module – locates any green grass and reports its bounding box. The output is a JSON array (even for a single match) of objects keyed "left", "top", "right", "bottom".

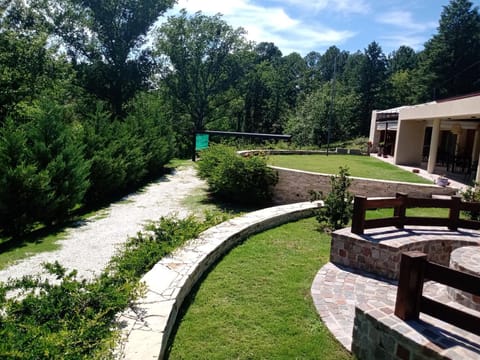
[
  {"left": 0, "top": 231, "right": 65, "bottom": 270},
  {"left": 366, "top": 207, "right": 450, "bottom": 219},
  {"left": 268, "top": 154, "right": 432, "bottom": 184},
  {"left": 167, "top": 217, "right": 352, "bottom": 360}
]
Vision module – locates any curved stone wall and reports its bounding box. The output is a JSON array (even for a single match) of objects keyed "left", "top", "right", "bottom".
[{"left": 116, "top": 201, "right": 321, "bottom": 360}]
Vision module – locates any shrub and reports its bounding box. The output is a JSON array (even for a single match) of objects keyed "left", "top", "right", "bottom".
[
  {"left": 0, "top": 211, "right": 231, "bottom": 359},
  {"left": 0, "top": 119, "right": 49, "bottom": 236},
  {"left": 83, "top": 97, "right": 176, "bottom": 206},
  {"left": 311, "top": 166, "right": 353, "bottom": 232},
  {"left": 197, "top": 145, "right": 278, "bottom": 205},
  {"left": 0, "top": 97, "right": 90, "bottom": 235},
  {"left": 461, "top": 182, "right": 480, "bottom": 220},
  {"left": 124, "top": 92, "right": 175, "bottom": 176},
  {"left": 27, "top": 99, "right": 90, "bottom": 225}
]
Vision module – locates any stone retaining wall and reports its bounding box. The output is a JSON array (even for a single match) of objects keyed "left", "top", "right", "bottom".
[
  {"left": 331, "top": 227, "right": 480, "bottom": 280},
  {"left": 237, "top": 150, "right": 457, "bottom": 204},
  {"left": 271, "top": 166, "right": 456, "bottom": 204},
  {"left": 116, "top": 201, "right": 320, "bottom": 360}
]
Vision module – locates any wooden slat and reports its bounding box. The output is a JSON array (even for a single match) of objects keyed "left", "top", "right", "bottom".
[
  {"left": 364, "top": 198, "right": 403, "bottom": 209},
  {"left": 460, "top": 201, "right": 480, "bottom": 212},
  {"left": 405, "top": 198, "right": 451, "bottom": 208},
  {"left": 402, "top": 217, "right": 450, "bottom": 227},
  {"left": 458, "top": 219, "right": 480, "bottom": 230},
  {"left": 426, "top": 262, "right": 480, "bottom": 295},
  {"left": 364, "top": 218, "right": 397, "bottom": 229},
  {"left": 421, "top": 297, "right": 480, "bottom": 337}
]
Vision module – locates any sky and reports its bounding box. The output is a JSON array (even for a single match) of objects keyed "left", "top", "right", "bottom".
[{"left": 163, "top": 0, "right": 480, "bottom": 56}]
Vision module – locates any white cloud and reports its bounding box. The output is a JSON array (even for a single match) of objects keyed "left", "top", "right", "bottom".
[
  {"left": 379, "top": 34, "right": 428, "bottom": 52},
  {"left": 168, "top": 0, "right": 356, "bottom": 55},
  {"left": 376, "top": 10, "right": 436, "bottom": 32},
  {"left": 269, "top": 0, "right": 370, "bottom": 15},
  {"left": 374, "top": 10, "right": 437, "bottom": 52}
]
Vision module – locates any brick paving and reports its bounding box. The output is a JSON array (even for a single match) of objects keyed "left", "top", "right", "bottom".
[{"left": 311, "top": 261, "right": 480, "bottom": 359}]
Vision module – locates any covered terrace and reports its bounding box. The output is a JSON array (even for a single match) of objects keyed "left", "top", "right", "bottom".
[{"left": 369, "top": 93, "right": 480, "bottom": 185}]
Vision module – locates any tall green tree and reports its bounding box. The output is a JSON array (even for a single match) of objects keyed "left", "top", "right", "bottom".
[
  {"left": 155, "top": 10, "right": 248, "bottom": 156},
  {"left": 0, "top": 0, "right": 73, "bottom": 122},
  {"left": 358, "top": 42, "right": 388, "bottom": 134},
  {"left": 421, "top": 0, "right": 480, "bottom": 99},
  {"left": 50, "top": 0, "right": 176, "bottom": 117},
  {"left": 387, "top": 45, "right": 418, "bottom": 74},
  {"left": 285, "top": 81, "right": 360, "bottom": 146}
]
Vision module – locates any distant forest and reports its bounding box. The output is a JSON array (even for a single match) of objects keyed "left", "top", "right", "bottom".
[{"left": 1, "top": 0, "right": 480, "bottom": 235}]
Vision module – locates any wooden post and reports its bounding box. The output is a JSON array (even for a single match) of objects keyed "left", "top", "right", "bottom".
[
  {"left": 351, "top": 196, "right": 367, "bottom": 234},
  {"left": 448, "top": 195, "right": 461, "bottom": 231},
  {"left": 394, "top": 251, "right": 427, "bottom": 320},
  {"left": 394, "top": 192, "right": 407, "bottom": 229}
]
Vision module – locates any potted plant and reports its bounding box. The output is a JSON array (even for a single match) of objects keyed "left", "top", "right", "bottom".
[{"left": 436, "top": 175, "right": 449, "bottom": 187}]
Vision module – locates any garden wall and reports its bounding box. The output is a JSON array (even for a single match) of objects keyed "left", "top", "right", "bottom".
[{"left": 271, "top": 166, "right": 456, "bottom": 204}]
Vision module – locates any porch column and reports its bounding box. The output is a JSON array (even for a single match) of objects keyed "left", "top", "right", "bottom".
[
  {"left": 476, "top": 161, "right": 480, "bottom": 184},
  {"left": 427, "top": 119, "right": 441, "bottom": 173},
  {"left": 471, "top": 126, "right": 480, "bottom": 162}
]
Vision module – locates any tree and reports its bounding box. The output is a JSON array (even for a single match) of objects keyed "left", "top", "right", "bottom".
[
  {"left": 50, "top": 0, "right": 176, "bottom": 117},
  {"left": 319, "top": 46, "right": 348, "bottom": 83},
  {"left": 27, "top": 98, "right": 90, "bottom": 225},
  {"left": 285, "top": 81, "right": 360, "bottom": 146},
  {"left": 155, "top": 10, "right": 248, "bottom": 157},
  {"left": 387, "top": 45, "right": 418, "bottom": 74},
  {"left": 311, "top": 166, "right": 354, "bottom": 232},
  {"left": 0, "top": 0, "right": 73, "bottom": 122},
  {"left": 358, "top": 42, "right": 388, "bottom": 134},
  {"left": 421, "top": 0, "right": 480, "bottom": 99}
]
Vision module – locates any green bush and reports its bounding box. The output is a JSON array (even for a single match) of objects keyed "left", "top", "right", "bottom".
[
  {"left": 311, "top": 166, "right": 353, "bottom": 231},
  {"left": 125, "top": 93, "right": 176, "bottom": 176},
  {"left": 461, "top": 182, "right": 480, "bottom": 220},
  {"left": 0, "top": 97, "right": 90, "bottom": 235},
  {"left": 0, "top": 211, "right": 230, "bottom": 359},
  {"left": 0, "top": 119, "right": 49, "bottom": 235},
  {"left": 27, "top": 99, "right": 90, "bottom": 225},
  {"left": 83, "top": 97, "right": 175, "bottom": 205},
  {"left": 197, "top": 145, "right": 278, "bottom": 205}
]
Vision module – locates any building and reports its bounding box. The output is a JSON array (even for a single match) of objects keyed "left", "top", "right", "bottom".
[{"left": 369, "top": 93, "right": 480, "bottom": 183}]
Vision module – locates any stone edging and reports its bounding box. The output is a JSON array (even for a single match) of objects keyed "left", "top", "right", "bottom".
[{"left": 116, "top": 201, "right": 321, "bottom": 360}]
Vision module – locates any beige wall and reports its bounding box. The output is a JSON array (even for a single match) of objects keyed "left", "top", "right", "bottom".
[
  {"left": 401, "top": 95, "right": 480, "bottom": 121},
  {"left": 394, "top": 120, "right": 425, "bottom": 166}
]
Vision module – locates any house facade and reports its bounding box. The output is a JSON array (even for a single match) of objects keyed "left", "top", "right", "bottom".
[{"left": 369, "top": 93, "right": 480, "bottom": 183}]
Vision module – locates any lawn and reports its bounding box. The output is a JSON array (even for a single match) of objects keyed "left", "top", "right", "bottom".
[
  {"left": 166, "top": 217, "right": 352, "bottom": 360},
  {"left": 268, "top": 154, "right": 432, "bottom": 184}
]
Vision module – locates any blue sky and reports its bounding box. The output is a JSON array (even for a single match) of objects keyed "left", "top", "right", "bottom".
[{"left": 164, "top": 0, "right": 480, "bottom": 56}]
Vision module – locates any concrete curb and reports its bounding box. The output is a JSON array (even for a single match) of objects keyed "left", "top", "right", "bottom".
[{"left": 116, "top": 201, "right": 321, "bottom": 359}]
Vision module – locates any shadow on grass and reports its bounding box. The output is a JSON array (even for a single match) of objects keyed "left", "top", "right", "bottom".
[{"left": 0, "top": 223, "right": 68, "bottom": 255}]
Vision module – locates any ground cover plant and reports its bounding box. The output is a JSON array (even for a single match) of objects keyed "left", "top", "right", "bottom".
[
  {"left": 167, "top": 217, "right": 353, "bottom": 360},
  {"left": 268, "top": 154, "right": 432, "bottom": 184},
  {"left": 0, "top": 211, "right": 230, "bottom": 359}
]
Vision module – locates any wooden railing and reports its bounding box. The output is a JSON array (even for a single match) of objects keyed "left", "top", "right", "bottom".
[
  {"left": 394, "top": 251, "right": 480, "bottom": 336},
  {"left": 351, "top": 193, "right": 480, "bottom": 235}
]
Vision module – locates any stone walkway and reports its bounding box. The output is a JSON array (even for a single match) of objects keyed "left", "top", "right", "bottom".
[{"left": 311, "top": 262, "right": 480, "bottom": 359}]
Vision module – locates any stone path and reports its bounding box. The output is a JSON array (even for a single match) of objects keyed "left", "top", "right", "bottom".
[{"left": 0, "top": 164, "right": 206, "bottom": 283}]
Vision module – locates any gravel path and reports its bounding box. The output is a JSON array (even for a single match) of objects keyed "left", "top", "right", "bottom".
[{"left": 0, "top": 164, "right": 206, "bottom": 283}]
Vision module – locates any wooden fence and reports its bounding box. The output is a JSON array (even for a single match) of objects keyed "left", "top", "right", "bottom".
[
  {"left": 394, "top": 251, "right": 480, "bottom": 336},
  {"left": 351, "top": 193, "right": 480, "bottom": 235}
]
